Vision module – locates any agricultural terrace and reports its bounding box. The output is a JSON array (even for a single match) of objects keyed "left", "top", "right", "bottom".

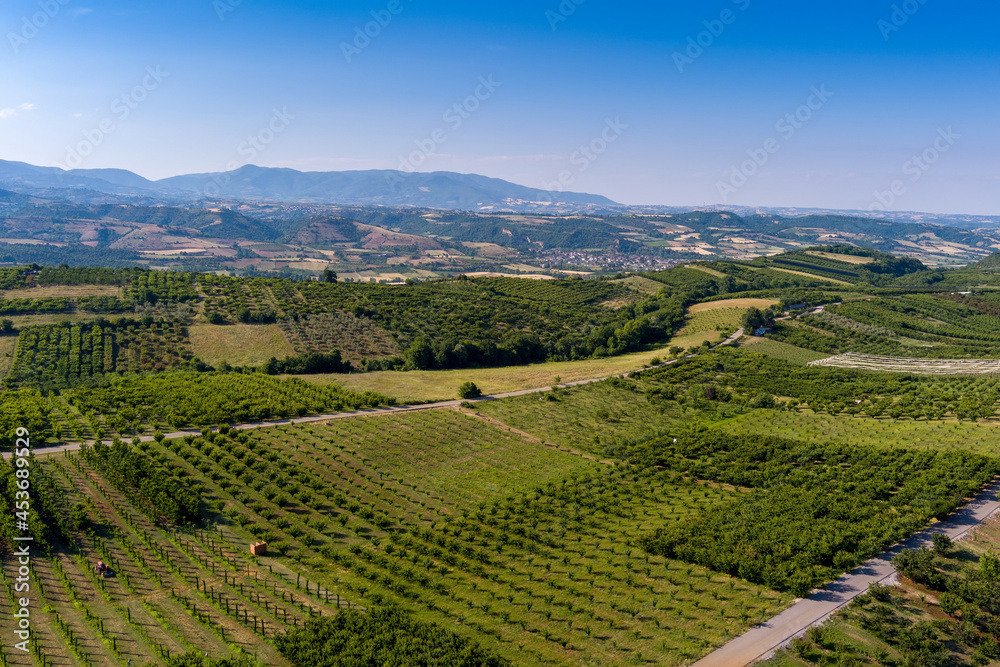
[{"left": 810, "top": 352, "right": 1000, "bottom": 375}]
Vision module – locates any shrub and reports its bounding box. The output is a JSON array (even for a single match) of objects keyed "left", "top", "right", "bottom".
[
  {"left": 457, "top": 382, "right": 482, "bottom": 399},
  {"left": 932, "top": 532, "right": 952, "bottom": 555}
]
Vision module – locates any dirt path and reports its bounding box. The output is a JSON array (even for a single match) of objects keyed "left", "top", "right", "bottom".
[
  {"left": 692, "top": 478, "right": 1000, "bottom": 667},
  {"left": 11, "top": 335, "right": 747, "bottom": 461}
]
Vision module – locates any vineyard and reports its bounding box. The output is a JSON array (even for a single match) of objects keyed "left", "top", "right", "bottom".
[
  {"left": 809, "top": 352, "right": 1000, "bottom": 375},
  {"left": 0, "top": 447, "right": 349, "bottom": 667}
]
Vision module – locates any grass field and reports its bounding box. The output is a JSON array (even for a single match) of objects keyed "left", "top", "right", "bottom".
[
  {"left": 768, "top": 268, "right": 853, "bottom": 285},
  {"left": 612, "top": 275, "right": 666, "bottom": 295},
  {"left": 668, "top": 330, "right": 729, "bottom": 350},
  {"left": 0, "top": 334, "right": 16, "bottom": 376},
  {"left": 804, "top": 251, "right": 875, "bottom": 265},
  {"left": 687, "top": 298, "right": 779, "bottom": 316},
  {"left": 3, "top": 313, "right": 99, "bottom": 328},
  {"left": 669, "top": 298, "right": 779, "bottom": 350},
  {"left": 1, "top": 284, "right": 122, "bottom": 298},
  {"left": 189, "top": 323, "right": 296, "bottom": 367},
  {"left": 307, "top": 346, "right": 672, "bottom": 403},
  {"left": 714, "top": 408, "right": 1000, "bottom": 457},
  {"left": 686, "top": 265, "right": 728, "bottom": 278},
  {"left": 739, "top": 337, "right": 831, "bottom": 364},
  {"left": 478, "top": 381, "right": 687, "bottom": 455}
]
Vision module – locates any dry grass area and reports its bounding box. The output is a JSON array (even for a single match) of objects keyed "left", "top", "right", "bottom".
[
  {"left": 304, "top": 346, "right": 671, "bottom": 403},
  {"left": 769, "top": 267, "right": 853, "bottom": 285},
  {"left": 805, "top": 251, "right": 875, "bottom": 265},
  {"left": 688, "top": 297, "right": 779, "bottom": 314},
  {"left": 686, "top": 264, "right": 728, "bottom": 278},
  {"left": 0, "top": 335, "right": 17, "bottom": 376},
  {"left": 188, "top": 323, "right": 296, "bottom": 367},
  {"left": 3, "top": 313, "right": 95, "bottom": 328},
  {"left": 2, "top": 284, "right": 122, "bottom": 298}
]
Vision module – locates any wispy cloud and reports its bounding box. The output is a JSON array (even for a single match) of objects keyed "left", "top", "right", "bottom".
[
  {"left": 0, "top": 103, "right": 36, "bottom": 120},
  {"left": 70, "top": 8, "right": 93, "bottom": 17}
]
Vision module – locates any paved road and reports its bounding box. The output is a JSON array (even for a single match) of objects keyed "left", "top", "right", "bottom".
[
  {"left": 692, "top": 478, "right": 1000, "bottom": 667},
  {"left": 6, "top": 330, "right": 745, "bottom": 461}
]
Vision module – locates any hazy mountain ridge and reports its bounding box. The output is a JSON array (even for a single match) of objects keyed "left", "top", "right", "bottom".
[{"left": 0, "top": 159, "right": 618, "bottom": 211}]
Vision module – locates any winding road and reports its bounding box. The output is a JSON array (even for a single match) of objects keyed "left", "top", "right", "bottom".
[{"left": 7, "top": 328, "right": 746, "bottom": 461}]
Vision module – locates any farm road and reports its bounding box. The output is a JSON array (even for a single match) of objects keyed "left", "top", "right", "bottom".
[
  {"left": 692, "top": 478, "right": 1000, "bottom": 667},
  {"left": 9, "top": 328, "right": 745, "bottom": 461}
]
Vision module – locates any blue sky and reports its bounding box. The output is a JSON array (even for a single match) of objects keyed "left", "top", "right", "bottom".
[{"left": 2, "top": 0, "right": 998, "bottom": 214}]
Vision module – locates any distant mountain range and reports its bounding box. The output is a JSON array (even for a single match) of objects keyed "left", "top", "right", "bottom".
[{"left": 0, "top": 159, "right": 619, "bottom": 211}]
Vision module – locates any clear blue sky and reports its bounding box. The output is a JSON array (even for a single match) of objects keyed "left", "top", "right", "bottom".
[{"left": 2, "top": 0, "right": 997, "bottom": 214}]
